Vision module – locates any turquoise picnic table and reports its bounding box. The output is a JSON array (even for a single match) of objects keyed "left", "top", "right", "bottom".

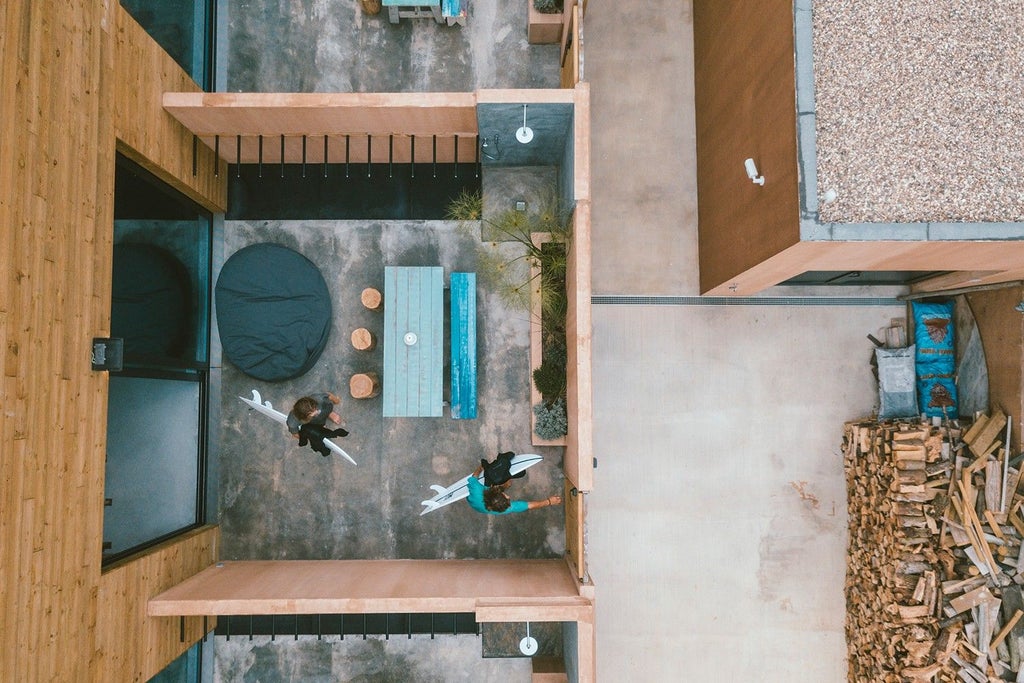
[{"left": 382, "top": 266, "right": 445, "bottom": 417}]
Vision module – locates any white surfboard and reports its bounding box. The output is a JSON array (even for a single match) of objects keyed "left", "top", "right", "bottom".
[
  {"left": 240, "top": 389, "right": 357, "bottom": 466},
  {"left": 419, "top": 453, "right": 543, "bottom": 515}
]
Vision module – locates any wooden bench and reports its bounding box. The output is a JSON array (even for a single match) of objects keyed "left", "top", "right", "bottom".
[{"left": 449, "top": 272, "right": 477, "bottom": 419}]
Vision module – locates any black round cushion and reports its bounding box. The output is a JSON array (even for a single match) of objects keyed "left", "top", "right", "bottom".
[
  {"left": 111, "top": 243, "right": 191, "bottom": 359},
  {"left": 216, "top": 243, "right": 332, "bottom": 382}
]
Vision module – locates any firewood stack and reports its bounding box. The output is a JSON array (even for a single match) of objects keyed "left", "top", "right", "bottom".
[{"left": 844, "top": 410, "right": 1024, "bottom": 682}]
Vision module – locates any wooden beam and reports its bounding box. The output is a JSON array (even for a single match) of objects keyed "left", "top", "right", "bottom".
[{"left": 149, "top": 559, "right": 583, "bottom": 616}]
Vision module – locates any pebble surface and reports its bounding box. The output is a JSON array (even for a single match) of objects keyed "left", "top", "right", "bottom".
[{"left": 812, "top": 0, "right": 1024, "bottom": 223}]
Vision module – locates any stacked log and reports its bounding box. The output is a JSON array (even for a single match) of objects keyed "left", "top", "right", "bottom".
[{"left": 845, "top": 411, "right": 1024, "bottom": 682}]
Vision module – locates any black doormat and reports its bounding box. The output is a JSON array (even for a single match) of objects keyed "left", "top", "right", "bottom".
[{"left": 226, "top": 163, "right": 482, "bottom": 220}]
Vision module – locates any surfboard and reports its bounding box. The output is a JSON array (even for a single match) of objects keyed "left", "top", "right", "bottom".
[
  {"left": 419, "top": 453, "right": 543, "bottom": 515},
  {"left": 239, "top": 389, "right": 357, "bottom": 466}
]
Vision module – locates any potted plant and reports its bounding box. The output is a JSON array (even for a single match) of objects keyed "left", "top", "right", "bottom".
[{"left": 528, "top": 0, "right": 564, "bottom": 45}]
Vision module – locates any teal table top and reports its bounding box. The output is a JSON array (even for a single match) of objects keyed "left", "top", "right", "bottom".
[{"left": 382, "top": 266, "right": 444, "bottom": 417}]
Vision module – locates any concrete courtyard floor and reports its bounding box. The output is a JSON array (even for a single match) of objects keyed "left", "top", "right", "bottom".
[{"left": 217, "top": 219, "right": 565, "bottom": 562}]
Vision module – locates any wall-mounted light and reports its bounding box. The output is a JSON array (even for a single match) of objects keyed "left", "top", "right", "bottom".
[
  {"left": 744, "top": 158, "right": 765, "bottom": 186},
  {"left": 515, "top": 104, "right": 534, "bottom": 144},
  {"left": 91, "top": 337, "right": 124, "bottom": 372},
  {"left": 480, "top": 134, "right": 501, "bottom": 161}
]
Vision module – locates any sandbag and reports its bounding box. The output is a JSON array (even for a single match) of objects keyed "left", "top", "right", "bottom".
[{"left": 876, "top": 345, "right": 918, "bottom": 419}]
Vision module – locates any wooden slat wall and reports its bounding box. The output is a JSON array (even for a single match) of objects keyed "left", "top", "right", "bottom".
[
  {"left": 1, "top": 1, "right": 111, "bottom": 680},
  {"left": 2, "top": 3, "right": 222, "bottom": 680},
  {"left": 114, "top": 11, "right": 227, "bottom": 212},
  {"left": 95, "top": 526, "right": 219, "bottom": 682}
]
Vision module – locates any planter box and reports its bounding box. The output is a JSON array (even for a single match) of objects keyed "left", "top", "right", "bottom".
[
  {"left": 528, "top": 2, "right": 563, "bottom": 45},
  {"left": 529, "top": 233, "right": 567, "bottom": 447}
]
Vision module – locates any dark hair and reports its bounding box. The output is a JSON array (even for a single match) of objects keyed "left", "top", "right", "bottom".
[
  {"left": 483, "top": 486, "right": 511, "bottom": 512},
  {"left": 293, "top": 396, "right": 319, "bottom": 421}
]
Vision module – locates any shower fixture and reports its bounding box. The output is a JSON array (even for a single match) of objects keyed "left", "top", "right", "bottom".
[
  {"left": 515, "top": 104, "right": 534, "bottom": 144},
  {"left": 481, "top": 134, "right": 501, "bottom": 161},
  {"left": 519, "top": 622, "right": 538, "bottom": 656}
]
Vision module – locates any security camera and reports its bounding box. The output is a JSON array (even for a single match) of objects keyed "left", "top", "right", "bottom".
[{"left": 744, "top": 158, "right": 765, "bottom": 186}]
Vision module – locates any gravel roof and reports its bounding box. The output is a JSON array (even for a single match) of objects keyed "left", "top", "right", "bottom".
[{"left": 812, "top": 0, "right": 1024, "bottom": 224}]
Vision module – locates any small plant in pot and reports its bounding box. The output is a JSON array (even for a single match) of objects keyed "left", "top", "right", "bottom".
[{"left": 533, "top": 0, "right": 564, "bottom": 13}]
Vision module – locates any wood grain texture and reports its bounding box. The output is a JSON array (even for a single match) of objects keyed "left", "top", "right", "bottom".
[
  {"left": 95, "top": 526, "right": 220, "bottom": 682},
  {"left": 563, "top": 479, "right": 586, "bottom": 581},
  {"left": 693, "top": 0, "right": 801, "bottom": 293},
  {"left": 1, "top": 1, "right": 109, "bottom": 680},
  {"left": 965, "top": 287, "right": 1024, "bottom": 450},
  {"left": 114, "top": 11, "right": 227, "bottom": 212},
  {"left": 449, "top": 272, "right": 478, "bottom": 420},
  {"left": 1, "top": 3, "right": 221, "bottom": 680}
]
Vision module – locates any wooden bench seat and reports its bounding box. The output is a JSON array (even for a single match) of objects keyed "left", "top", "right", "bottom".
[{"left": 449, "top": 272, "right": 477, "bottom": 419}]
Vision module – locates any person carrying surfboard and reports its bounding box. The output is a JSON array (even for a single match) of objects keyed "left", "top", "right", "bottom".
[{"left": 467, "top": 452, "right": 561, "bottom": 515}]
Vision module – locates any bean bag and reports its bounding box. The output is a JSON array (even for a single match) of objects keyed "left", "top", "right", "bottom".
[{"left": 216, "top": 243, "right": 332, "bottom": 382}]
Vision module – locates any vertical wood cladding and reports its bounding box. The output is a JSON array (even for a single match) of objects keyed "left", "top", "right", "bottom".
[
  {"left": 693, "top": 0, "right": 801, "bottom": 293},
  {"left": 1, "top": 2, "right": 221, "bottom": 680}
]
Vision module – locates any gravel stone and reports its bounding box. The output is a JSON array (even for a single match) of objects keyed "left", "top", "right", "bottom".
[{"left": 812, "top": 0, "right": 1024, "bottom": 223}]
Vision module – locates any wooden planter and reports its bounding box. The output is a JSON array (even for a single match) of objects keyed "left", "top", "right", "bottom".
[
  {"left": 528, "top": 1, "right": 564, "bottom": 45},
  {"left": 529, "top": 233, "right": 567, "bottom": 447}
]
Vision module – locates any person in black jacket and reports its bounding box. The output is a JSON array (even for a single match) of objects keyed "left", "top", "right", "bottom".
[{"left": 297, "top": 422, "right": 349, "bottom": 458}]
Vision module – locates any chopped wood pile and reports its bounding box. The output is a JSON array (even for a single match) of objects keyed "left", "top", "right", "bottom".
[{"left": 844, "top": 410, "right": 1024, "bottom": 682}]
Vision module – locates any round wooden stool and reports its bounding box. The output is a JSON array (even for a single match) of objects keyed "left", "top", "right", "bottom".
[
  {"left": 361, "top": 287, "right": 382, "bottom": 311},
  {"left": 350, "top": 327, "right": 376, "bottom": 351},
  {"left": 350, "top": 372, "right": 381, "bottom": 399}
]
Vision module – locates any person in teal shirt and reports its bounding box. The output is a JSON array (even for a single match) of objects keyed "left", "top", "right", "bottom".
[{"left": 466, "top": 461, "right": 561, "bottom": 515}]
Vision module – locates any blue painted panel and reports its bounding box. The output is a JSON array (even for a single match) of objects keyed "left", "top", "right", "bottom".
[
  {"left": 441, "top": 0, "right": 461, "bottom": 17},
  {"left": 450, "top": 272, "right": 477, "bottom": 419}
]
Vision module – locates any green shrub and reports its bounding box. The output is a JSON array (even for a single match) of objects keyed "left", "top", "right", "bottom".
[
  {"left": 534, "top": 398, "right": 568, "bottom": 440},
  {"left": 533, "top": 0, "right": 563, "bottom": 14},
  {"left": 445, "top": 189, "right": 483, "bottom": 221},
  {"left": 533, "top": 358, "right": 566, "bottom": 403}
]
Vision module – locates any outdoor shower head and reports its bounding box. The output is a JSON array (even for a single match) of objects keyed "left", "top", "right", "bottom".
[
  {"left": 481, "top": 134, "right": 501, "bottom": 161},
  {"left": 515, "top": 104, "right": 534, "bottom": 144}
]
